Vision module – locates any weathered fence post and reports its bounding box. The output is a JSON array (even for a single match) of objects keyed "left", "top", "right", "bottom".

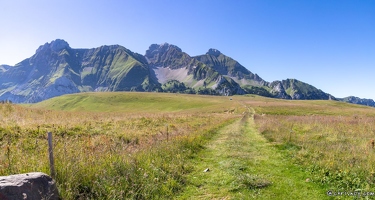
[
  {"left": 48, "top": 132, "right": 56, "bottom": 179},
  {"left": 167, "top": 124, "right": 169, "bottom": 142},
  {"left": 6, "top": 134, "right": 12, "bottom": 173}
]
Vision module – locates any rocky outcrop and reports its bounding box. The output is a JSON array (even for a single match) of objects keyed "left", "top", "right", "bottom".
[
  {"left": 268, "top": 79, "right": 333, "bottom": 100},
  {"left": 145, "top": 43, "right": 244, "bottom": 94},
  {"left": 194, "top": 49, "right": 267, "bottom": 87},
  {"left": 36, "top": 39, "right": 70, "bottom": 54},
  {"left": 206, "top": 48, "right": 221, "bottom": 57},
  {"left": 338, "top": 96, "right": 375, "bottom": 107},
  {"left": 0, "top": 172, "right": 59, "bottom": 200},
  {"left": 145, "top": 43, "right": 200, "bottom": 71},
  {"left": 215, "top": 76, "right": 245, "bottom": 96},
  {"left": 268, "top": 81, "right": 289, "bottom": 99}
]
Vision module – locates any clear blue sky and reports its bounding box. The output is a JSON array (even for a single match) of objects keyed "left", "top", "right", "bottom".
[{"left": 1, "top": 0, "right": 374, "bottom": 99}]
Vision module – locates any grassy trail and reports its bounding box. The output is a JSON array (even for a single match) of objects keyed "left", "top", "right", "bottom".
[{"left": 177, "top": 107, "right": 329, "bottom": 199}]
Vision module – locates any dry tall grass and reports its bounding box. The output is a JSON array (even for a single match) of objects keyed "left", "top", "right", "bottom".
[
  {"left": 252, "top": 100, "right": 375, "bottom": 191},
  {"left": 0, "top": 102, "right": 238, "bottom": 199}
]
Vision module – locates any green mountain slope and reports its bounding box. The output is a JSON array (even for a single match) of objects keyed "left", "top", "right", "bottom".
[
  {"left": 194, "top": 49, "right": 266, "bottom": 87},
  {"left": 338, "top": 96, "right": 375, "bottom": 107},
  {"left": 77, "top": 45, "right": 157, "bottom": 91},
  {"left": 282, "top": 79, "right": 332, "bottom": 100},
  {"left": 0, "top": 39, "right": 158, "bottom": 103},
  {"left": 268, "top": 79, "right": 334, "bottom": 100}
]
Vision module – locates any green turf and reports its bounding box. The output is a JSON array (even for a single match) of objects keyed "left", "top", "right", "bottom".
[
  {"left": 28, "top": 92, "right": 235, "bottom": 113},
  {"left": 177, "top": 110, "right": 329, "bottom": 199}
]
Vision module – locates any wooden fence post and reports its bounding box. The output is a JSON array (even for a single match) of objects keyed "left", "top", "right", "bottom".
[
  {"left": 48, "top": 132, "right": 56, "bottom": 179},
  {"left": 166, "top": 124, "right": 169, "bottom": 142}
]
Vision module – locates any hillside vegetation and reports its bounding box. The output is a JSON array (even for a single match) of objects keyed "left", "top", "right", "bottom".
[
  {"left": 29, "top": 92, "right": 229, "bottom": 113},
  {"left": 1, "top": 92, "right": 375, "bottom": 199}
]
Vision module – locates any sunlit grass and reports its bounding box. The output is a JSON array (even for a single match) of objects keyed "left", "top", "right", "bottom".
[
  {"left": 0, "top": 93, "right": 241, "bottom": 199},
  {"left": 3, "top": 92, "right": 375, "bottom": 198},
  {"left": 249, "top": 96, "right": 375, "bottom": 192}
]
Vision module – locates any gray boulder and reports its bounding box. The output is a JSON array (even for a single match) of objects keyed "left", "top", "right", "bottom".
[{"left": 0, "top": 172, "right": 59, "bottom": 200}]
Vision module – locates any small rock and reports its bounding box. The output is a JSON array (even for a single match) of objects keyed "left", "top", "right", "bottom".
[
  {"left": 0, "top": 172, "right": 60, "bottom": 200},
  {"left": 305, "top": 178, "right": 310, "bottom": 182}
]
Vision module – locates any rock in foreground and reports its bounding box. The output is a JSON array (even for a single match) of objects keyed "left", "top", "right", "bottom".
[{"left": 0, "top": 172, "right": 59, "bottom": 200}]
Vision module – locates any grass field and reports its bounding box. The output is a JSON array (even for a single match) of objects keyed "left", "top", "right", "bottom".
[
  {"left": 2, "top": 92, "right": 375, "bottom": 199},
  {"left": 28, "top": 92, "right": 235, "bottom": 113},
  {"left": 240, "top": 95, "right": 375, "bottom": 197}
]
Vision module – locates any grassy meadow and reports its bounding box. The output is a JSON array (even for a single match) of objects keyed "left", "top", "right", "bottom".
[
  {"left": 1, "top": 92, "right": 242, "bottom": 199},
  {"left": 244, "top": 95, "right": 375, "bottom": 194},
  {"left": 1, "top": 92, "right": 375, "bottom": 199}
]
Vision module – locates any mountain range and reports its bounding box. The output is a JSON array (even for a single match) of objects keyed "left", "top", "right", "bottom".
[{"left": 1, "top": 39, "right": 374, "bottom": 107}]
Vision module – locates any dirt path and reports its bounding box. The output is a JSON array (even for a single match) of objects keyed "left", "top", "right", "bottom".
[{"left": 176, "top": 108, "right": 329, "bottom": 199}]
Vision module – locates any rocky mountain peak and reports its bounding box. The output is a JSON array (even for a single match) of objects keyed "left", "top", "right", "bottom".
[
  {"left": 36, "top": 39, "right": 70, "bottom": 53},
  {"left": 145, "top": 43, "right": 182, "bottom": 57},
  {"left": 0, "top": 65, "right": 11, "bottom": 72},
  {"left": 50, "top": 39, "right": 70, "bottom": 51},
  {"left": 206, "top": 48, "right": 221, "bottom": 57},
  {"left": 161, "top": 43, "right": 181, "bottom": 51},
  {"left": 145, "top": 43, "right": 187, "bottom": 67},
  {"left": 338, "top": 96, "right": 375, "bottom": 107}
]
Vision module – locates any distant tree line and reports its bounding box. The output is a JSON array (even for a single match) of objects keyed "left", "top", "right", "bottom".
[
  {"left": 161, "top": 80, "right": 196, "bottom": 94},
  {"left": 159, "top": 80, "right": 224, "bottom": 95}
]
